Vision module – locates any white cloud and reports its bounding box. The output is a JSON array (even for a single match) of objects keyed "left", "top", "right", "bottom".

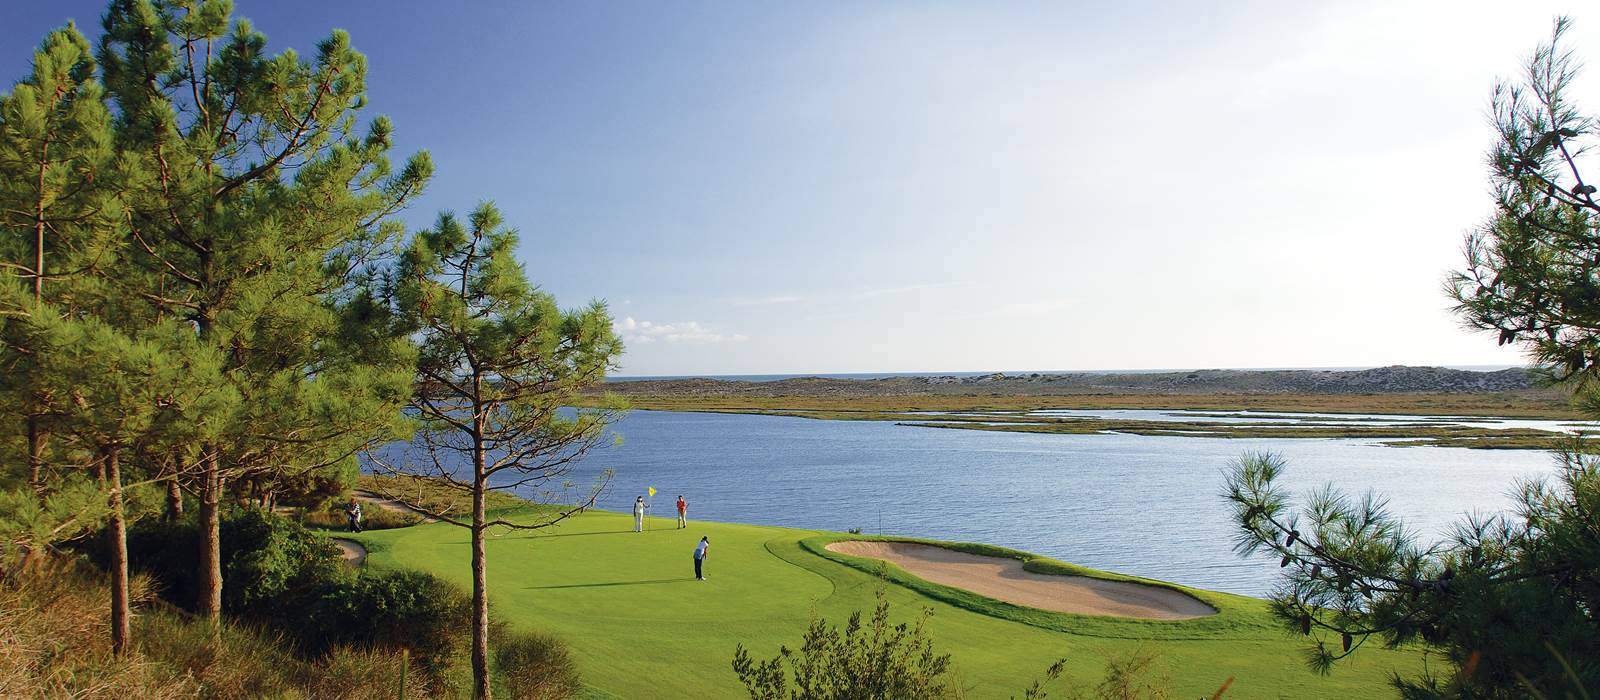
[{"left": 614, "top": 317, "right": 749, "bottom": 345}]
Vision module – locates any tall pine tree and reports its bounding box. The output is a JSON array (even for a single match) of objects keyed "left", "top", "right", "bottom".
[
  {"left": 32, "top": 310, "right": 230, "bottom": 654},
  {"left": 374, "top": 202, "right": 623, "bottom": 699},
  {"left": 0, "top": 22, "right": 120, "bottom": 501},
  {"left": 94, "top": 0, "right": 429, "bottom": 625}
]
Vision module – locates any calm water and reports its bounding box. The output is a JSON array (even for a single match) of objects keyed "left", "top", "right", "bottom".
[{"left": 391, "top": 410, "right": 1563, "bottom": 597}]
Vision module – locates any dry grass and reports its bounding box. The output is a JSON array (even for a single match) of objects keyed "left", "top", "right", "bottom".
[
  {"left": 0, "top": 556, "right": 444, "bottom": 699},
  {"left": 493, "top": 629, "right": 583, "bottom": 700},
  {"left": 301, "top": 504, "right": 422, "bottom": 531},
  {"left": 0, "top": 559, "right": 193, "bottom": 699},
  {"left": 358, "top": 473, "right": 531, "bottom": 519}
]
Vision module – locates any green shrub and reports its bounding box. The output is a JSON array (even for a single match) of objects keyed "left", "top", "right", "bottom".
[
  {"left": 1, "top": 554, "right": 452, "bottom": 698},
  {"left": 83, "top": 508, "right": 492, "bottom": 693},
  {"left": 493, "top": 628, "right": 583, "bottom": 700},
  {"left": 303, "top": 568, "right": 475, "bottom": 679},
  {"left": 116, "top": 508, "right": 347, "bottom": 616},
  {"left": 219, "top": 508, "right": 349, "bottom": 616},
  {"left": 116, "top": 509, "right": 471, "bottom": 688},
  {"left": 1091, "top": 649, "right": 1171, "bottom": 700},
  {"left": 732, "top": 588, "right": 953, "bottom": 700}
]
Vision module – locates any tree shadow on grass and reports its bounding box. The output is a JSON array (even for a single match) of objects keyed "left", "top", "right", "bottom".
[
  {"left": 442, "top": 529, "right": 649, "bottom": 544},
  {"left": 527, "top": 578, "right": 692, "bottom": 590},
  {"left": 515, "top": 529, "right": 646, "bottom": 539}
]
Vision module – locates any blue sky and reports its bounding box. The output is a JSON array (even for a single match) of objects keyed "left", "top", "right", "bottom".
[{"left": 4, "top": 1, "right": 1596, "bottom": 375}]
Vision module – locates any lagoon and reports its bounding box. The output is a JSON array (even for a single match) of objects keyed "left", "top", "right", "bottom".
[{"left": 403, "top": 409, "right": 1561, "bottom": 597}]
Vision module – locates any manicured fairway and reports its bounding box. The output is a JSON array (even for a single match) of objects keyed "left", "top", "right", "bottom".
[{"left": 353, "top": 509, "right": 1427, "bottom": 699}]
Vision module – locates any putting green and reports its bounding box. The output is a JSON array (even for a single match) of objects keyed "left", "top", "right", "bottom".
[{"left": 354, "top": 509, "right": 1427, "bottom": 698}]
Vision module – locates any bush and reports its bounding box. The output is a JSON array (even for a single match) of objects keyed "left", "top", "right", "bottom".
[
  {"left": 732, "top": 588, "right": 953, "bottom": 700},
  {"left": 113, "top": 509, "right": 475, "bottom": 689},
  {"left": 1090, "top": 649, "right": 1171, "bottom": 700},
  {"left": 219, "top": 508, "right": 348, "bottom": 616},
  {"left": 115, "top": 507, "right": 347, "bottom": 616},
  {"left": 493, "top": 628, "right": 583, "bottom": 700},
  {"left": 0, "top": 554, "right": 449, "bottom": 699},
  {"left": 302, "top": 567, "right": 474, "bottom": 677}
]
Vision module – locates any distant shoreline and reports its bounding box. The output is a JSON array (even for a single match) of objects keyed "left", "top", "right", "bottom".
[
  {"left": 609, "top": 364, "right": 1526, "bottom": 383},
  {"left": 580, "top": 366, "right": 1581, "bottom": 448},
  {"left": 598, "top": 365, "right": 1546, "bottom": 398}
]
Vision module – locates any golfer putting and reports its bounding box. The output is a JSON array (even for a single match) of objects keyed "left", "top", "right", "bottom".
[{"left": 694, "top": 536, "right": 709, "bottom": 580}]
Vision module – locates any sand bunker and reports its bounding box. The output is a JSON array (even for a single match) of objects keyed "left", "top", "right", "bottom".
[
  {"left": 825, "top": 541, "right": 1215, "bottom": 620},
  {"left": 333, "top": 538, "right": 366, "bottom": 568}
]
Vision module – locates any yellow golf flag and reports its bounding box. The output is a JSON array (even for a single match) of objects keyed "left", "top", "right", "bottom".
[{"left": 647, "top": 486, "right": 657, "bottom": 497}]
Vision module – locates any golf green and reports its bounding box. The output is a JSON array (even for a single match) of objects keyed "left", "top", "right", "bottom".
[{"left": 353, "top": 509, "right": 1426, "bottom": 698}]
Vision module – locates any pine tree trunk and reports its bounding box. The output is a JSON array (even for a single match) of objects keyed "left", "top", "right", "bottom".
[
  {"left": 26, "top": 415, "right": 43, "bottom": 496},
  {"left": 471, "top": 433, "right": 492, "bottom": 699},
  {"left": 165, "top": 457, "right": 184, "bottom": 522},
  {"left": 195, "top": 291, "right": 222, "bottom": 630},
  {"left": 29, "top": 143, "right": 46, "bottom": 501},
  {"left": 33, "top": 139, "right": 46, "bottom": 307},
  {"left": 197, "top": 451, "right": 223, "bottom": 628},
  {"left": 106, "top": 446, "right": 130, "bottom": 656}
]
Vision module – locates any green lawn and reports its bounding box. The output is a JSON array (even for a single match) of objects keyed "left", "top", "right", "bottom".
[{"left": 352, "top": 509, "right": 1427, "bottom": 699}]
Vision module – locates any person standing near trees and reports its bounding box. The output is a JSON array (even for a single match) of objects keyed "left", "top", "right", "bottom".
[
  {"left": 694, "top": 536, "right": 709, "bottom": 581},
  {"left": 346, "top": 499, "right": 363, "bottom": 533},
  {"left": 633, "top": 495, "right": 647, "bottom": 532},
  {"left": 676, "top": 495, "right": 687, "bottom": 529}
]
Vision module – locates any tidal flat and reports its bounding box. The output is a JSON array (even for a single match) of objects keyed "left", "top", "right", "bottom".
[{"left": 579, "top": 392, "right": 1590, "bottom": 449}]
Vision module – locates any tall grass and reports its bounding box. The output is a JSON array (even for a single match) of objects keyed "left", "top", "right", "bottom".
[
  {"left": 492, "top": 629, "right": 583, "bottom": 700},
  {"left": 0, "top": 556, "right": 444, "bottom": 699}
]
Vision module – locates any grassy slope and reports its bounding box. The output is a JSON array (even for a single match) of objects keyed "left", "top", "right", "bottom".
[{"left": 355, "top": 509, "right": 1427, "bottom": 699}]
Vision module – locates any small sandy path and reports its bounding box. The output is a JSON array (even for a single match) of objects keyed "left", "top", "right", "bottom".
[
  {"left": 334, "top": 538, "right": 366, "bottom": 568},
  {"left": 330, "top": 491, "right": 437, "bottom": 568},
  {"left": 826, "top": 541, "right": 1215, "bottom": 620}
]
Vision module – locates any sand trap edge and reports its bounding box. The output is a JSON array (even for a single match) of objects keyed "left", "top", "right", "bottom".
[{"left": 823, "top": 539, "right": 1218, "bottom": 621}]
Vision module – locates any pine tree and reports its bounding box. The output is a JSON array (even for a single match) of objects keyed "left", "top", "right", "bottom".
[
  {"left": 0, "top": 21, "right": 119, "bottom": 501},
  {"left": 1227, "top": 19, "right": 1600, "bottom": 697},
  {"left": 373, "top": 202, "right": 624, "bottom": 699},
  {"left": 30, "top": 310, "right": 230, "bottom": 654},
  {"left": 93, "top": 0, "right": 429, "bottom": 625}
]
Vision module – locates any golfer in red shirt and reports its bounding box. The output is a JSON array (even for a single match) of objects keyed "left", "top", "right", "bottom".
[{"left": 676, "top": 495, "right": 688, "bottom": 529}]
